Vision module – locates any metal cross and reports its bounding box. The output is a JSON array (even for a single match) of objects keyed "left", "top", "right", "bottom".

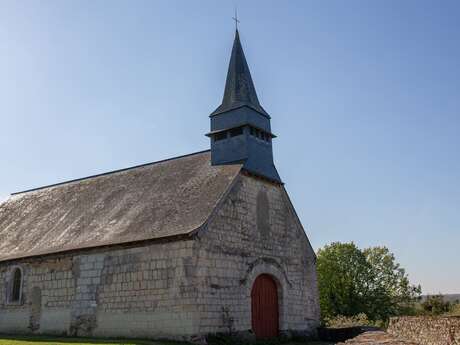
[{"left": 232, "top": 8, "right": 240, "bottom": 31}]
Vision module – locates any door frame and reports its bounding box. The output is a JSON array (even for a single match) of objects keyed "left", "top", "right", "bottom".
[
  {"left": 251, "top": 274, "right": 279, "bottom": 338},
  {"left": 243, "top": 261, "right": 289, "bottom": 333}
]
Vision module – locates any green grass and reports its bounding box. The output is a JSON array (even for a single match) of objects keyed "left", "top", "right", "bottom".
[
  {"left": 0, "top": 335, "right": 186, "bottom": 345},
  {"left": 0, "top": 335, "right": 334, "bottom": 345}
]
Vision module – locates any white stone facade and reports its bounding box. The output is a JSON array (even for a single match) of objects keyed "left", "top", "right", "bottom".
[
  {"left": 195, "top": 174, "right": 320, "bottom": 336},
  {"left": 0, "top": 173, "right": 319, "bottom": 340}
]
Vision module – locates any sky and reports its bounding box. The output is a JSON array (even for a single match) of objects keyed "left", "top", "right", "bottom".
[{"left": 0, "top": 0, "right": 459, "bottom": 294}]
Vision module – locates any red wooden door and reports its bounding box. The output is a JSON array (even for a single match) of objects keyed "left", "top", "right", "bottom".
[{"left": 251, "top": 274, "right": 279, "bottom": 338}]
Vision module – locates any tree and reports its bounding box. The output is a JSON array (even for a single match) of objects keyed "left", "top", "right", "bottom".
[
  {"left": 363, "top": 246, "right": 421, "bottom": 320},
  {"left": 316, "top": 242, "right": 372, "bottom": 319},
  {"left": 316, "top": 242, "right": 421, "bottom": 322}
]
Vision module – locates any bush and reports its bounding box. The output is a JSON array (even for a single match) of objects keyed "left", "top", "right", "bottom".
[
  {"left": 445, "top": 302, "right": 460, "bottom": 316},
  {"left": 421, "top": 295, "right": 455, "bottom": 316}
]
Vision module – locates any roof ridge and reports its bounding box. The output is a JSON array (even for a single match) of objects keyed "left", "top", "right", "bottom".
[{"left": 11, "top": 149, "right": 211, "bottom": 196}]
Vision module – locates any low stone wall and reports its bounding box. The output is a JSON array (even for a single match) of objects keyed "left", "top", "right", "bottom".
[
  {"left": 388, "top": 316, "right": 460, "bottom": 345},
  {"left": 338, "top": 331, "right": 420, "bottom": 345}
]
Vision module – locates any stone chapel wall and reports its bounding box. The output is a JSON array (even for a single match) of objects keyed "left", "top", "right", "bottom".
[
  {"left": 0, "top": 240, "right": 199, "bottom": 339},
  {"left": 194, "top": 173, "right": 320, "bottom": 337}
]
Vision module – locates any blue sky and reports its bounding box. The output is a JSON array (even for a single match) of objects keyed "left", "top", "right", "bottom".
[{"left": 1, "top": 1, "right": 459, "bottom": 294}]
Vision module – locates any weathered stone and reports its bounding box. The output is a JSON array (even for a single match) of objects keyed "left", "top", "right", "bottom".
[
  {"left": 338, "top": 331, "right": 420, "bottom": 345},
  {"left": 388, "top": 316, "right": 460, "bottom": 345},
  {"left": 28, "top": 286, "right": 41, "bottom": 332}
]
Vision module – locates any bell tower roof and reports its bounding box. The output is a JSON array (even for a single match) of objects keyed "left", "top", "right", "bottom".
[
  {"left": 211, "top": 30, "right": 269, "bottom": 118},
  {"left": 207, "top": 29, "right": 281, "bottom": 183}
]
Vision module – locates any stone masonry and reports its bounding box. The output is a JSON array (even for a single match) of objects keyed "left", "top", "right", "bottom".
[
  {"left": 338, "top": 331, "right": 419, "bottom": 345},
  {"left": 388, "top": 316, "right": 460, "bottom": 345},
  {"left": 195, "top": 173, "right": 319, "bottom": 336},
  {"left": 0, "top": 240, "right": 198, "bottom": 339}
]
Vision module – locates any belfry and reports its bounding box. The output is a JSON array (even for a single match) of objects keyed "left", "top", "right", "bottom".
[{"left": 207, "top": 30, "right": 281, "bottom": 183}]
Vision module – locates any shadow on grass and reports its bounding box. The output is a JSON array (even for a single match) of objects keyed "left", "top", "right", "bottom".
[
  {"left": 207, "top": 334, "right": 334, "bottom": 345},
  {"left": 0, "top": 334, "right": 334, "bottom": 345},
  {"left": 0, "top": 334, "right": 188, "bottom": 345}
]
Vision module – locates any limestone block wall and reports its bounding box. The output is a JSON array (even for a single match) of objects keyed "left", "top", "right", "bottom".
[
  {"left": 0, "top": 240, "right": 199, "bottom": 339},
  {"left": 388, "top": 316, "right": 460, "bottom": 345},
  {"left": 195, "top": 174, "right": 320, "bottom": 336}
]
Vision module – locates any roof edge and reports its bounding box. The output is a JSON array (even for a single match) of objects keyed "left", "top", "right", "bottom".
[
  {"left": 189, "top": 167, "right": 244, "bottom": 239},
  {"left": 12, "top": 149, "right": 211, "bottom": 196},
  {"left": 205, "top": 124, "right": 277, "bottom": 138},
  {"left": 280, "top": 184, "right": 317, "bottom": 260},
  {"left": 0, "top": 232, "right": 195, "bottom": 263},
  {"left": 210, "top": 104, "right": 271, "bottom": 119},
  {"left": 241, "top": 167, "right": 283, "bottom": 185}
]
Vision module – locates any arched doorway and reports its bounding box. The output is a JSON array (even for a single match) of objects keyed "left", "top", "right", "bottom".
[{"left": 251, "top": 274, "right": 279, "bottom": 338}]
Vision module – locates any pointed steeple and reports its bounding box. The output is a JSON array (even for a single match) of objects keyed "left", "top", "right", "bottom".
[
  {"left": 207, "top": 29, "right": 281, "bottom": 183},
  {"left": 211, "top": 30, "right": 269, "bottom": 117}
]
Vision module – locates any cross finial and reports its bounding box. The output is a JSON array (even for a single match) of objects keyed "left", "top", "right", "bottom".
[{"left": 232, "top": 8, "right": 240, "bottom": 31}]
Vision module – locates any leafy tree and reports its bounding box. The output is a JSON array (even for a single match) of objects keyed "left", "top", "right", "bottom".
[
  {"left": 317, "top": 242, "right": 421, "bottom": 322},
  {"left": 317, "top": 242, "right": 372, "bottom": 319},
  {"left": 363, "top": 246, "right": 421, "bottom": 320}
]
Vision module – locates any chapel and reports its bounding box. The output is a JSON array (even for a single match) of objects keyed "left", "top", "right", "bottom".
[{"left": 0, "top": 29, "right": 320, "bottom": 340}]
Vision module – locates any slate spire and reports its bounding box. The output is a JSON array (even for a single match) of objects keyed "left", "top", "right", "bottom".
[
  {"left": 211, "top": 30, "right": 269, "bottom": 117},
  {"left": 207, "top": 29, "right": 281, "bottom": 183}
]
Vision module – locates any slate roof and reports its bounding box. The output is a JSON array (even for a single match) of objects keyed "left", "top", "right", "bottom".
[
  {"left": 0, "top": 151, "right": 242, "bottom": 262},
  {"left": 211, "top": 30, "right": 269, "bottom": 118}
]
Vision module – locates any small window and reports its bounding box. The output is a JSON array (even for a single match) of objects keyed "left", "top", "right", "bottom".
[
  {"left": 249, "top": 126, "right": 271, "bottom": 142},
  {"left": 230, "top": 127, "right": 243, "bottom": 137},
  {"left": 214, "top": 131, "right": 227, "bottom": 142},
  {"left": 10, "top": 267, "right": 22, "bottom": 303},
  {"left": 264, "top": 132, "right": 271, "bottom": 142}
]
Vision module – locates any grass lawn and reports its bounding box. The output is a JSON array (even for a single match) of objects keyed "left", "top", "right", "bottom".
[
  {"left": 0, "top": 335, "right": 334, "bottom": 345},
  {"left": 0, "top": 335, "right": 185, "bottom": 345}
]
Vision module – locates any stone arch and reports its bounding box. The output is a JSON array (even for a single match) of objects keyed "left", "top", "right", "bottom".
[
  {"left": 7, "top": 265, "right": 24, "bottom": 304},
  {"left": 251, "top": 274, "right": 279, "bottom": 337},
  {"left": 242, "top": 259, "right": 290, "bottom": 331}
]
